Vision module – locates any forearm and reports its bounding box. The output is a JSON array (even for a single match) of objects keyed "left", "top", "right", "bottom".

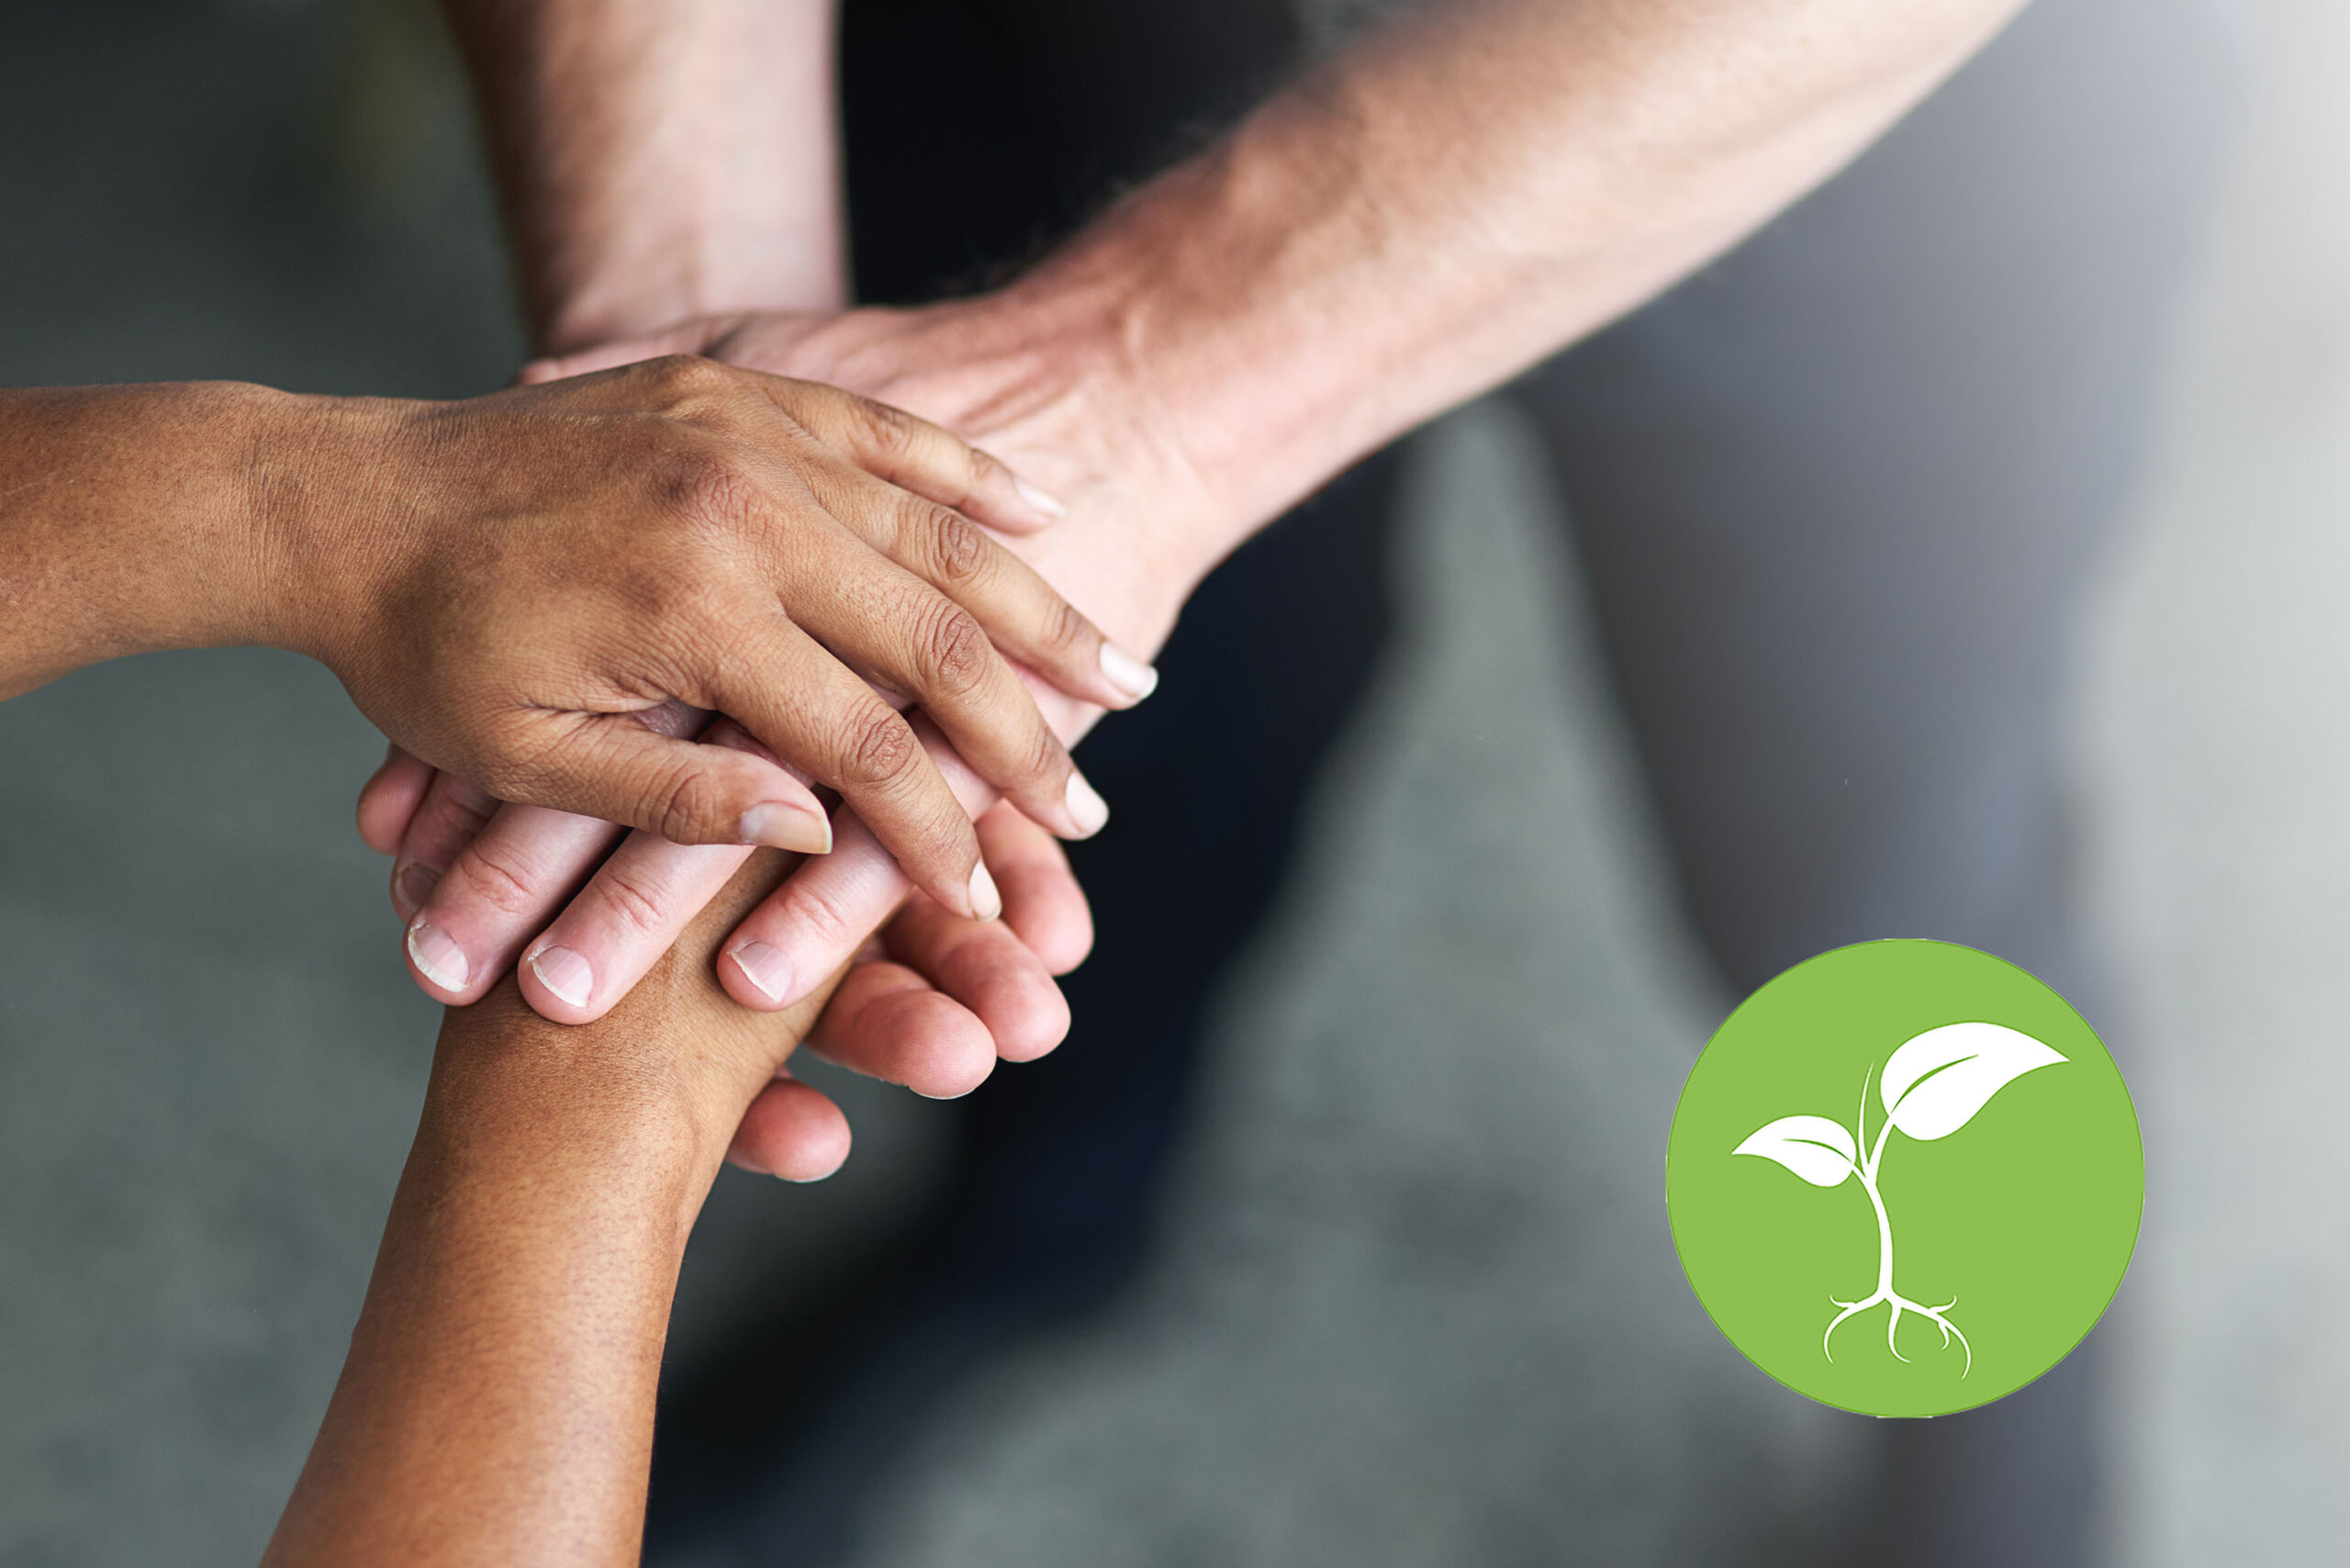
[
  {"left": 265, "top": 852, "right": 831, "bottom": 1568},
  {"left": 443, "top": 0, "right": 845, "bottom": 352},
  {"left": 259, "top": 1026, "right": 708, "bottom": 1568},
  {"left": 0, "top": 383, "right": 347, "bottom": 700},
  {"left": 1005, "top": 0, "right": 2027, "bottom": 554}
]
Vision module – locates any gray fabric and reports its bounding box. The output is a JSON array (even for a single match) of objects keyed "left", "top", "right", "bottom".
[{"left": 1517, "top": 0, "right": 2245, "bottom": 1560}]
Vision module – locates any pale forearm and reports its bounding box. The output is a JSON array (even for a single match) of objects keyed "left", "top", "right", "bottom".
[
  {"left": 443, "top": 0, "right": 845, "bottom": 352},
  {"left": 1009, "top": 0, "right": 2028, "bottom": 552}
]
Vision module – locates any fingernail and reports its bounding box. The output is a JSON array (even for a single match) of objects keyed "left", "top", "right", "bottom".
[
  {"left": 1099, "top": 643, "right": 1159, "bottom": 703},
  {"left": 393, "top": 862, "right": 441, "bottom": 919},
  {"left": 1013, "top": 474, "right": 1067, "bottom": 519},
  {"left": 968, "top": 860, "right": 1003, "bottom": 922},
  {"left": 529, "top": 946, "right": 593, "bottom": 1010},
  {"left": 729, "top": 940, "right": 795, "bottom": 1002},
  {"left": 739, "top": 801, "right": 832, "bottom": 854},
  {"left": 406, "top": 917, "right": 470, "bottom": 992},
  {"left": 1063, "top": 771, "right": 1110, "bottom": 836}
]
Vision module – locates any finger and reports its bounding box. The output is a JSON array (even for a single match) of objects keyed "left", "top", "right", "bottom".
[
  {"left": 878, "top": 891, "right": 1071, "bottom": 1064},
  {"left": 768, "top": 381, "right": 1067, "bottom": 536},
  {"left": 716, "top": 714, "right": 992, "bottom": 1011},
  {"left": 726, "top": 1070, "right": 853, "bottom": 1181},
  {"left": 356, "top": 744, "right": 435, "bottom": 857},
  {"left": 978, "top": 800, "right": 1094, "bottom": 976},
  {"left": 801, "top": 463, "right": 1155, "bottom": 711},
  {"left": 706, "top": 614, "right": 998, "bottom": 921},
  {"left": 509, "top": 721, "right": 827, "bottom": 1023},
  {"left": 425, "top": 716, "right": 790, "bottom": 1016},
  {"left": 710, "top": 710, "right": 977, "bottom": 1011},
  {"left": 516, "top": 322, "right": 725, "bottom": 386},
  {"left": 800, "top": 958, "right": 998, "bottom": 1099},
  {"left": 493, "top": 702, "right": 835, "bottom": 856},
  {"left": 402, "top": 802, "right": 633, "bottom": 1004},
  {"left": 387, "top": 768, "right": 501, "bottom": 923},
  {"left": 514, "top": 826, "right": 757, "bottom": 1024},
  {"left": 779, "top": 535, "right": 1108, "bottom": 846}
]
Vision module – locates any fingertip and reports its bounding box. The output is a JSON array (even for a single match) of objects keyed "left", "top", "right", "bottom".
[
  {"left": 730, "top": 1077, "right": 852, "bottom": 1182},
  {"left": 1098, "top": 643, "right": 1160, "bottom": 706},
  {"left": 405, "top": 913, "right": 479, "bottom": 1002},
  {"left": 967, "top": 859, "right": 1003, "bottom": 922},
  {"left": 892, "top": 993, "right": 998, "bottom": 1098},
  {"left": 990, "top": 979, "right": 1071, "bottom": 1064},
  {"left": 1011, "top": 472, "right": 1068, "bottom": 521},
  {"left": 957, "top": 465, "right": 1060, "bottom": 536},
  {"left": 817, "top": 965, "right": 996, "bottom": 1097},
  {"left": 722, "top": 939, "right": 800, "bottom": 1010},
  {"left": 1009, "top": 896, "right": 1094, "bottom": 977},
  {"left": 738, "top": 799, "right": 833, "bottom": 855},
  {"left": 519, "top": 943, "right": 608, "bottom": 1025},
  {"left": 356, "top": 746, "right": 434, "bottom": 856}
]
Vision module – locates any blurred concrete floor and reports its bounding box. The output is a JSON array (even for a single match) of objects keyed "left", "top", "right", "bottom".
[{"left": 2, "top": 2, "right": 2347, "bottom": 1565}]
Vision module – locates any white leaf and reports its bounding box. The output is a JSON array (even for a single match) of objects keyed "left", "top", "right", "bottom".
[
  {"left": 1733, "top": 1115, "right": 1858, "bottom": 1187},
  {"left": 1879, "top": 1022, "right": 2066, "bottom": 1142}
]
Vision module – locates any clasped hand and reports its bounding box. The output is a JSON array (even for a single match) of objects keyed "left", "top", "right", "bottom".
[{"left": 355, "top": 299, "right": 1225, "bottom": 1172}]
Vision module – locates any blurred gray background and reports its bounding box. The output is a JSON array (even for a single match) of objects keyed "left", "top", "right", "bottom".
[{"left": 1, "top": 0, "right": 2345, "bottom": 1563}]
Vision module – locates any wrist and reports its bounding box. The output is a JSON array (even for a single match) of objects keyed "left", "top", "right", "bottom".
[
  {"left": 1000, "top": 156, "right": 1314, "bottom": 553},
  {"left": 240, "top": 389, "right": 430, "bottom": 671},
  {"left": 0, "top": 383, "right": 336, "bottom": 691},
  {"left": 431, "top": 990, "right": 749, "bottom": 1242},
  {"left": 855, "top": 285, "right": 1240, "bottom": 611}
]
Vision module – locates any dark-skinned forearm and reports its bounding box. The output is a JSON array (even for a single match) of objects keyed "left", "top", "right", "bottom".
[
  {"left": 0, "top": 382, "right": 371, "bottom": 700},
  {"left": 263, "top": 851, "right": 835, "bottom": 1568}
]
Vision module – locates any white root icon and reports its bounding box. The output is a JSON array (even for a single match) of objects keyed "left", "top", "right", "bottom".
[{"left": 1734, "top": 1023, "right": 2066, "bottom": 1376}]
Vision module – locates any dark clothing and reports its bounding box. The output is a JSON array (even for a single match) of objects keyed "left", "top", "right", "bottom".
[{"left": 653, "top": 1, "right": 2245, "bottom": 1562}]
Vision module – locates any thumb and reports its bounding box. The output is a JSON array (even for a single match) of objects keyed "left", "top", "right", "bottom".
[
  {"left": 509, "top": 711, "right": 834, "bottom": 854},
  {"left": 517, "top": 319, "right": 733, "bottom": 386}
]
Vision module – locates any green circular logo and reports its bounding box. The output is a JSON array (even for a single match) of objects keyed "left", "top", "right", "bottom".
[{"left": 1666, "top": 940, "right": 2142, "bottom": 1417}]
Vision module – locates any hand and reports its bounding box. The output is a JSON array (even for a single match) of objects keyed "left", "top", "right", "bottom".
[
  {"left": 306, "top": 355, "right": 1157, "bottom": 925},
  {"left": 360, "top": 723, "right": 1094, "bottom": 1117},
  {"left": 360, "top": 293, "right": 1234, "bottom": 1167}
]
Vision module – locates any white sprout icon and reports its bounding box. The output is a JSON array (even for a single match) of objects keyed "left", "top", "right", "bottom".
[{"left": 1733, "top": 1022, "right": 2066, "bottom": 1376}]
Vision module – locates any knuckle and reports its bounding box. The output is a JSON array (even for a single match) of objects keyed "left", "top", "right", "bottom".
[
  {"left": 920, "top": 506, "right": 990, "bottom": 589},
  {"left": 966, "top": 442, "right": 1006, "bottom": 492},
  {"left": 608, "top": 557, "right": 737, "bottom": 640},
  {"left": 643, "top": 353, "right": 730, "bottom": 401},
  {"left": 653, "top": 759, "right": 733, "bottom": 844},
  {"left": 428, "top": 785, "right": 498, "bottom": 846},
  {"left": 450, "top": 838, "right": 542, "bottom": 921},
  {"left": 1017, "top": 720, "right": 1067, "bottom": 790},
  {"left": 839, "top": 708, "right": 922, "bottom": 791},
  {"left": 659, "top": 446, "right": 757, "bottom": 532},
  {"left": 917, "top": 603, "right": 991, "bottom": 700},
  {"left": 856, "top": 396, "right": 915, "bottom": 457},
  {"left": 590, "top": 863, "right": 670, "bottom": 940},
  {"left": 784, "top": 879, "right": 858, "bottom": 955},
  {"left": 1040, "top": 594, "right": 1089, "bottom": 655}
]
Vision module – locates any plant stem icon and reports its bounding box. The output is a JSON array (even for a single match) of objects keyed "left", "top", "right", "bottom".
[{"left": 1733, "top": 1022, "right": 2067, "bottom": 1376}]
